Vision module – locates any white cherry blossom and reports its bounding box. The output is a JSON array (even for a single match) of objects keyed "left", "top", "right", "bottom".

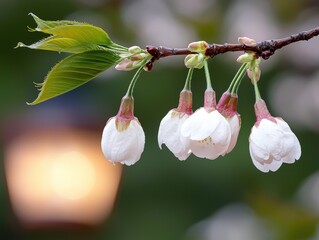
[
  {"left": 101, "top": 95, "right": 145, "bottom": 165},
  {"left": 217, "top": 92, "right": 241, "bottom": 154},
  {"left": 158, "top": 90, "right": 192, "bottom": 160},
  {"left": 101, "top": 117, "right": 145, "bottom": 165},
  {"left": 249, "top": 100, "right": 301, "bottom": 172}
]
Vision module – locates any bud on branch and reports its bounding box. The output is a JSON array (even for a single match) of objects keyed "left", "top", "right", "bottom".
[{"left": 146, "top": 27, "right": 319, "bottom": 68}]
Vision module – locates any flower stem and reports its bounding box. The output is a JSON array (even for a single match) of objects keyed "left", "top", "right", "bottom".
[
  {"left": 231, "top": 63, "right": 248, "bottom": 94},
  {"left": 253, "top": 69, "right": 262, "bottom": 101},
  {"left": 228, "top": 63, "right": 244, "bottom": 93},
  {"left": 204, "top": 60, "right": 213, "bottom": 90},
  {"left": 183, "top": 67, "right": 194, "bottom": 91},
  {"left": 125, "top": 63, "right": 146, "bottom": 97}
]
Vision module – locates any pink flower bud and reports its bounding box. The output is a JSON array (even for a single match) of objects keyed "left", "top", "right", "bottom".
[{"left": 115, "top": 59, "right": 134, "bottom": 71}]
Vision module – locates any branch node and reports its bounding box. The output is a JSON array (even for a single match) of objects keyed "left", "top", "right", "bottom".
[
  {"left": 300, "top": 31, "right": 310, "bottom": 41},
  {"left": 257, "top": 40, "right": 277, "bottom": 60},
  {"left": 145, "top": 60, "right": 153, "bottom": 71},
  {"left": 205, "top": 44, "right": 217, "bottom": 58},
  {"left": 146, "top": 45, "right": 160, "bottom": 59}
]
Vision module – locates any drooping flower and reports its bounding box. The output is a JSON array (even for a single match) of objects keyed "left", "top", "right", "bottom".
[
  {"left": 101, "top": 96, "right": 145, "bottom": 165},
  {"left": 158, "top": 90, "right": 192, "bottom": 160},
  {"left": 217, "top": 92, "right": 241, "bottom": 154},
  {"left": 249, "top": 99, "right": 301, "bottom": 172},
  {"left": 181, "top": 88, "right": 231, "bottom": 160}
]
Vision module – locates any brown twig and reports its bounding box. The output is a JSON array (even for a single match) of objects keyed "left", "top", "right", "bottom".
[{"left": 145, "top": 26, "right": 319, "bottom": 70}]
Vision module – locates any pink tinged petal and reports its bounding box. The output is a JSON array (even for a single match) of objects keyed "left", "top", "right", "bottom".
[
  {"left": 181, "top": 108, "right": 219, "bottom": 141},
  {"left": 115, "top": 59, "right": 134, "bottom": 71},
  {"left": 158, "top": 110, "right": 191, "bottom": 160}
]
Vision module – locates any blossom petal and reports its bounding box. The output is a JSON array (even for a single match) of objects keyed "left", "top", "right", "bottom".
[
  {"left": 158, "top": 110, "right": 191, "bottom": 160},
  {"left": 189, "top": 138, "right": 221, "bottom": 160},
  {"left": 267, "top": 159, "right": 283, "bottom": 172},
  {"left": 225, "top": 115, "right": 241, "bottom": 154},
  {"left": 181, "top": 108, "right": 219, "bottom": 141},
  {"left": 210, "top": 113, "right": 231, "bottom": 147},
  {"left": 249, "top": 143, "right": 271, "bottom": 173},
  {"left": 120, "top": 120, "right": 145, "bottom": 165},
  {"left": 181, "top": 108, "right": 231, "bottom": 159},
  {"left": 101, "top": 118, "right": 145, "bottom": 165},
  {"left": 158, "top": 110, "right": 175, "bottom": 149},
  {"left": 249, "top": 134, "right": 270, "bottom": 162},
  {"left": 276, "top": 118, "right": 301, "bottom": 163}
]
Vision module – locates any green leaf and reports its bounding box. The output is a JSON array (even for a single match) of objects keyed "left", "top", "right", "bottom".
[
  {"left": 16, "top": 36, "right": 106, "bottom": 54},
  {"left": 17, "top": 13, "right": 128, "bottom": 54},
  {"left": 28, "top": 13, "right": 113, "bottom": 47},
  {"left": 29, "top": 50, "right": 121, "bottom": 105}
]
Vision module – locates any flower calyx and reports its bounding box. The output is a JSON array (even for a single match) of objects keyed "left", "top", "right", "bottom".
[
  {"left": 253, "top": 99, "right": 275, "bottom": 126},
  {"left": 216, "top": 92, "right": 239, "bottom": 118},
  {"left": 115, "top": 95, "right": 135, "bottom": 131},
  {"left": 203, "top": 88, "right": 216, "bottom": 112},
  {"left": 176, "top": 90, "right": 193, "bottom": 115}
]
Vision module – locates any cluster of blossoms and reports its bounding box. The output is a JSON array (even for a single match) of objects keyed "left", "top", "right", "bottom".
[{"left": 101, "top": 40, "right": 301, "bottom": 173}]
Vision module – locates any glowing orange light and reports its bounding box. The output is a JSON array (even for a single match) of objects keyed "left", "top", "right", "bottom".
[{"left": 5, "top": 129, "right": 122, "bottom": 226}]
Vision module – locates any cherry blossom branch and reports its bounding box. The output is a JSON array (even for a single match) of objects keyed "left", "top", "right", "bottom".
[{"left": 145, "top": 26, "right": 319, "bottom": 70}]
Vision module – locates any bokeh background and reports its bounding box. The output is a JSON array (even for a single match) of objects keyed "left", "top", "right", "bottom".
[{"left": 1, "top": 0, "right": 319, "bottom": 239}]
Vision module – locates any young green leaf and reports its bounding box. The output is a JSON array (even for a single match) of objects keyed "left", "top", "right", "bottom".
[
  {"left": 17, "top": 36, "right": 106, "bottom": 54},
  {"left": 28, "top": 50, "right": 121, "bottom": 105},
  {"left": 28, "top": 13, "right": 113, "bottom": 47}
]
